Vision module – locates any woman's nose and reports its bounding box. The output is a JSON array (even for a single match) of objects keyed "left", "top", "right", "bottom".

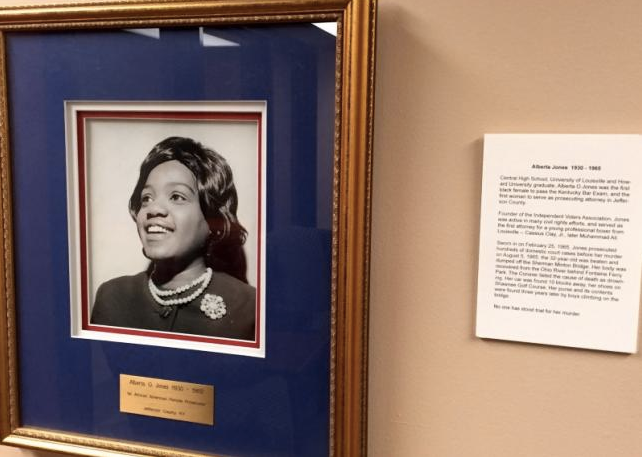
[{"left": 145, "top": 199, "right": 168, "bottom": 217}]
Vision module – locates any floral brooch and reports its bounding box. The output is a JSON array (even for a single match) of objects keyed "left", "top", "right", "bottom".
[{"left": 200, "top": 294, "right": 227, "bottom": 320}]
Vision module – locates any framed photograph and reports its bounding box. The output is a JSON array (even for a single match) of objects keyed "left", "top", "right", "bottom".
[
  {"left": 67, "top": 101, "right": 266, "bottom": 356},
  {"left": 0, "top": 0, "right": 376, "bottom": 456}
]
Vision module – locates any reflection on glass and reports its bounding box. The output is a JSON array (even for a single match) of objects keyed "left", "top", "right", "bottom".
[
  {"left": 199, "top": 27, "right": 241, "bottom": 47},
  {"left": 313, "top": 22, "right": 337, "bottom": 36},
  {"left": 124, "top": 28, "right": 160, "bottom": 39}
]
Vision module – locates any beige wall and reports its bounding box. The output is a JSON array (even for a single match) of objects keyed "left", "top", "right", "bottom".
[
  {"left": 369, "top": 1, "right": 642, "bottom": 456},
  {"left": 4, "top": 0, "right": 642, "bottom": 456}
]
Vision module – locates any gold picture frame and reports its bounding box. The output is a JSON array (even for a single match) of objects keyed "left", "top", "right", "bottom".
[{"left": 0, "top": 0, "right": 376, "bottom": 456}]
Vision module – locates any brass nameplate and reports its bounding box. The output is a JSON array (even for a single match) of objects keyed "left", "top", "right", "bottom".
[{"left": 120, "top": 374, "right": 214, "bottom": 425}]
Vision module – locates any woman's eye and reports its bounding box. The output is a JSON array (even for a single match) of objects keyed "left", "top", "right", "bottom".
[
  {"left": 170, "top": 193, "right": 187, "bottom": 202},
  {"left": 141, "top": 194, "right": 152, "bottom": 204}
]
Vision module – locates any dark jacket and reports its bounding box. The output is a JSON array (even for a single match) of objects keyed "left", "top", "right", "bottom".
[{"left": 91, "top": 270, "right": 256, "bottom": 341}]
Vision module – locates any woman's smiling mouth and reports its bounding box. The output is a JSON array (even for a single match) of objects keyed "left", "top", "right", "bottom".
[{"left": 146, "top": 224, "right": 173, "bottom": 234}]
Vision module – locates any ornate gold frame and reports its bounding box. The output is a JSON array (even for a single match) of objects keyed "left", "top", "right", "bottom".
[{"left": 0, "top": 0, "right": 376, "bottom": 456}]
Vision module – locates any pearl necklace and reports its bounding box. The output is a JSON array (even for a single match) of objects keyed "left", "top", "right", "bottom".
[{"left": 148, "top": 267, "right": 213, "bottom": 307}]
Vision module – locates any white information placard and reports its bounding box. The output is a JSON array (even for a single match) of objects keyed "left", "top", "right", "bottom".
[{"left": 476, "top": 134, "right": 642, "bottom": 353}]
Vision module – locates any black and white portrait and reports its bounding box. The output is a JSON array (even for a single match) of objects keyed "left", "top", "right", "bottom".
[{"left": 66, "top": 102, "right": 266, "bottom": 357}]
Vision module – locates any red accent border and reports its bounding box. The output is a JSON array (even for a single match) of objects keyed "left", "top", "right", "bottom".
[{"left": 76, "top": 109, "right": 263, "bottom": 349}]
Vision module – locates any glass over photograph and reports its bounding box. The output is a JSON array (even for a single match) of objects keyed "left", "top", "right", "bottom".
[{"left": 0, "top": 14, "right": 364, "bottom": 456}]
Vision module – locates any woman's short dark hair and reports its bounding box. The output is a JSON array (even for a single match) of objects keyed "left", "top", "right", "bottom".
[{"left": 129, "top": 136, "right": 249, "bottom": 283}]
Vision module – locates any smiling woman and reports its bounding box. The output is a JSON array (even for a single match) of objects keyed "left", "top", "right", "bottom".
[{"left": 90, "top": 137, "right": 256, "bottom": 340}]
